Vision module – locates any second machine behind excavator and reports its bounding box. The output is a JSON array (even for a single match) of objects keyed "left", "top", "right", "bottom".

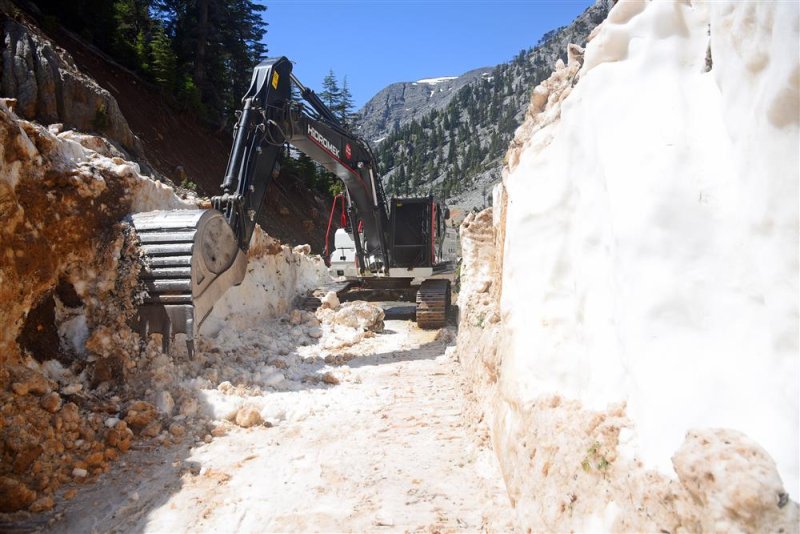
[{"left": 131, "top": 57, "right": 456, "bottom": 355}]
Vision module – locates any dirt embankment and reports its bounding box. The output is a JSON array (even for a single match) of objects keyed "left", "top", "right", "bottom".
[
  {"left": 0, "top": 97, "right": 178, "bottom": 514},
  {"left": 0, "top": 98, "right": 327, "bottom": 517}
]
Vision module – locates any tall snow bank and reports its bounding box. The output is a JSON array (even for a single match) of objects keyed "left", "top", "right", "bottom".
[{"left": 458, "top": 0, "right": 798, "bottom": 530}]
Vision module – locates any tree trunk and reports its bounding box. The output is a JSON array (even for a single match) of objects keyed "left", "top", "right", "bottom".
[{"left": 194, "top": 0, "right": 209, "bottom": 91}]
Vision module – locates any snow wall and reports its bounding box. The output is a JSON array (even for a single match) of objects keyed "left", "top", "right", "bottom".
[{"left": 458, "top": 0, "right": 798, "bottom": 531}]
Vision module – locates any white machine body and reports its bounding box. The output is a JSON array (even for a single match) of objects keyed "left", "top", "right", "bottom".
[{"left": 329, "top": 228, "right": 359, "bottom": 278}]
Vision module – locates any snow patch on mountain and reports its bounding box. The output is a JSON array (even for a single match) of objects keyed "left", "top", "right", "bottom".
[{"left": 416, "top": 76, "right": 458, "bottom": 85}]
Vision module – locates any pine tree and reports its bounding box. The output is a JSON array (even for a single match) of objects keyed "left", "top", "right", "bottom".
[
  {"left": 397, "top": 164, "right": 406, "bottom": 196},
  {"left": 337, "top": 76, "right": 355, "bottom": 125},
  {"left": 320, "top": 70, "right": 341, "bottom": 110},
  {"left": 150, "top": 26, "right": 177, "bottom": 93},
  {"left": 112, "top": 0, "right": 152, "bottom": 69}
]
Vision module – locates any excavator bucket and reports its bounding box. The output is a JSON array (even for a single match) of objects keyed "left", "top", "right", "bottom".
[{"left": 130, "top": 209, "right": 247, "bottom": 356}]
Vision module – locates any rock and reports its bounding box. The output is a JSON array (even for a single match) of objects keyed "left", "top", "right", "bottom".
[
  {"left": 357, "top": 68, "right": 492, "bottom": 144},
  {"left": 321, "top": 372, "right": 340, "bottom": 385},
  {"left": 320, "top": 291, "right": 340, "bottom": 309},
  {"left": 289, "top": 309, "right": 304, "bottom": 325},
  {"left": 59, "top": 402, "right": 80, "bottom": 424},
  {"left": 210, "top": 424, "right": 228, "bottom": 437},
  {"left": 331, "top": 301, "right": 385, "bottom": 332},
  {"left": 13, "top": 445, "right": 43, "bottom": 474},
  {"left": 71, "top": 468, "right": 87, "bottom": 478},
  {"left": 141, "top": 421, "right": 162, "bottom": 438},
  {"left": 263, "top": 372, "right": 284, "bottom": 388},
  {"left": 0, "top": 18, "right": 145, "bottom": 158},
  {"left": 0, "top": 476, "right": 37, "bottom": 512},
  {"left": 62, "top": 383, "right": 83, "bottom": 395},
  {"left": 63, "top": 488, "right": 78, "bottom": 500},
  {"left": 9, "top": 366, "right": 51, "bottom": 395},
  {"left": 672, "top": 428, "right": 799, "bottom": 532},
  {"left": 234, "top": 405, "right": 263, "bottom": 428},
  {"left": 105, "top": 421, "right": 133, "bottom": 452},
  {"left": 324, "top": 353, "right": 354, "bottom": 366},
  {"left": 1, "top": 97, "right": 17, "bottom": 112},
  {"left": 168, "top": 423, "right": 186, "bottom": 438},
  {"left": 28, "top": 495, "right": 54, "bottom": 513},
  {"left": 85, "top": 452, "right": 104, "bottom": 467},
  {"left": 104, "top": 416, "right": 120, "bottom": 428},
  {"left": 179, "top": 398, "right": 198, "bottom": 418},
  {"left": 155, "top": 390, "right": 175, "bottom": 416},
  {"left": 124, "top": 400, "right": 158, "bottom": 431},
  {"left": 434, "top": 328, "right": 456, "bottom": 343},
  {"left": 40, "top": 391, "right": 62, "bottom": 413},
  {"left": 269, "top": 358, "right": 288, "bottom": 369},
  {"left": 292, "top": 244, "right": 311, "bottom": 255},
  {"left": 306, "top": 326, "right": 323, "bottom": 339}
]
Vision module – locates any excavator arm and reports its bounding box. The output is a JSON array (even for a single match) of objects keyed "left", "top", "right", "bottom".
[
  {"left": 212, "top": 56, "right": 390, "bottom": 272},
  {"left": 130, "top": 57, "right": 391, "bottom": 355}
]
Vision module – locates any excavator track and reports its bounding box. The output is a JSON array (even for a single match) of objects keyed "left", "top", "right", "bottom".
[
  {"left": 415, "top": 279, "right": 451, "bottom": 329},
  {"left": 131, "top": 209, "right": 247, "bottom": 356}
]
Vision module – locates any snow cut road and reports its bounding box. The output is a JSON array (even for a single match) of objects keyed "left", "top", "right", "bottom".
[{"left": 50, "top": 320, "right": 515, "bottom": 533}]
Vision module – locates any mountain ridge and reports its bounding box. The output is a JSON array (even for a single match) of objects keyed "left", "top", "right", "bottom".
[{"left": 355, "top": 65, "right": 492, "bottom": 144}]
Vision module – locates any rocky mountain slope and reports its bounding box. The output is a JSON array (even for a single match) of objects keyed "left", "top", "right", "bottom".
[
  {"left": 355, "top": 67, "right": 492, "bottom": 144},
  {"left": 361, "top": 0, "right": 610, "bottom": 209},
  {"left": 1, "top": 7, "right": 148, "bottom": 170},
  {"left": 456, "top": 0, "right": 799, "bottom": 530}
]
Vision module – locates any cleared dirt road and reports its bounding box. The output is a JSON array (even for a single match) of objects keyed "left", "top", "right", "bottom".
[{"left": 47, "top": 321, "right": 514, "bottom": 533}]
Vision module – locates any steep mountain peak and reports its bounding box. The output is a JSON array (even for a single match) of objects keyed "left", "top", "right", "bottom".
[{"left": 355, "top": 67, "right": 491, "bottom": 144}]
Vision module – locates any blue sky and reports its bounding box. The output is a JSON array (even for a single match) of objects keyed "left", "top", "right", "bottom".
[{"left": 260, "top": 1, "right": 594, "bottom": 109}]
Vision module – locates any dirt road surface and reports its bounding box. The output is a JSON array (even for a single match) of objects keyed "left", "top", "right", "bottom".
[{"left": 44, "top": 321, "right": 514, "bottom": 533}]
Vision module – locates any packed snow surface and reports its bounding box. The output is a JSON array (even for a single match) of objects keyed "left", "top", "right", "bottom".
[
  {"left": 501, "top": 0, "right": 798, "bottom": 498},
  {"left": 46, "top": 318, "right": 516, "bottom": 532}
]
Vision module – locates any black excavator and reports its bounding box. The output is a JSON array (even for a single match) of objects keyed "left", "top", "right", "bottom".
[{"left": 131, "top": 56, "right": 455, "bottom": 356}]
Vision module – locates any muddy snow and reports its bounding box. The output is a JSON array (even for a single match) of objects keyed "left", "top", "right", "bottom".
[{"left": 23, "top": 319, "right": 513, "bottom": 533}]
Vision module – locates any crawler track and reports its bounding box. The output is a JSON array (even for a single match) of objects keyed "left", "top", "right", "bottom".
[{"left": 415, "top": 279, "right": 451, "bottom": 329}]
